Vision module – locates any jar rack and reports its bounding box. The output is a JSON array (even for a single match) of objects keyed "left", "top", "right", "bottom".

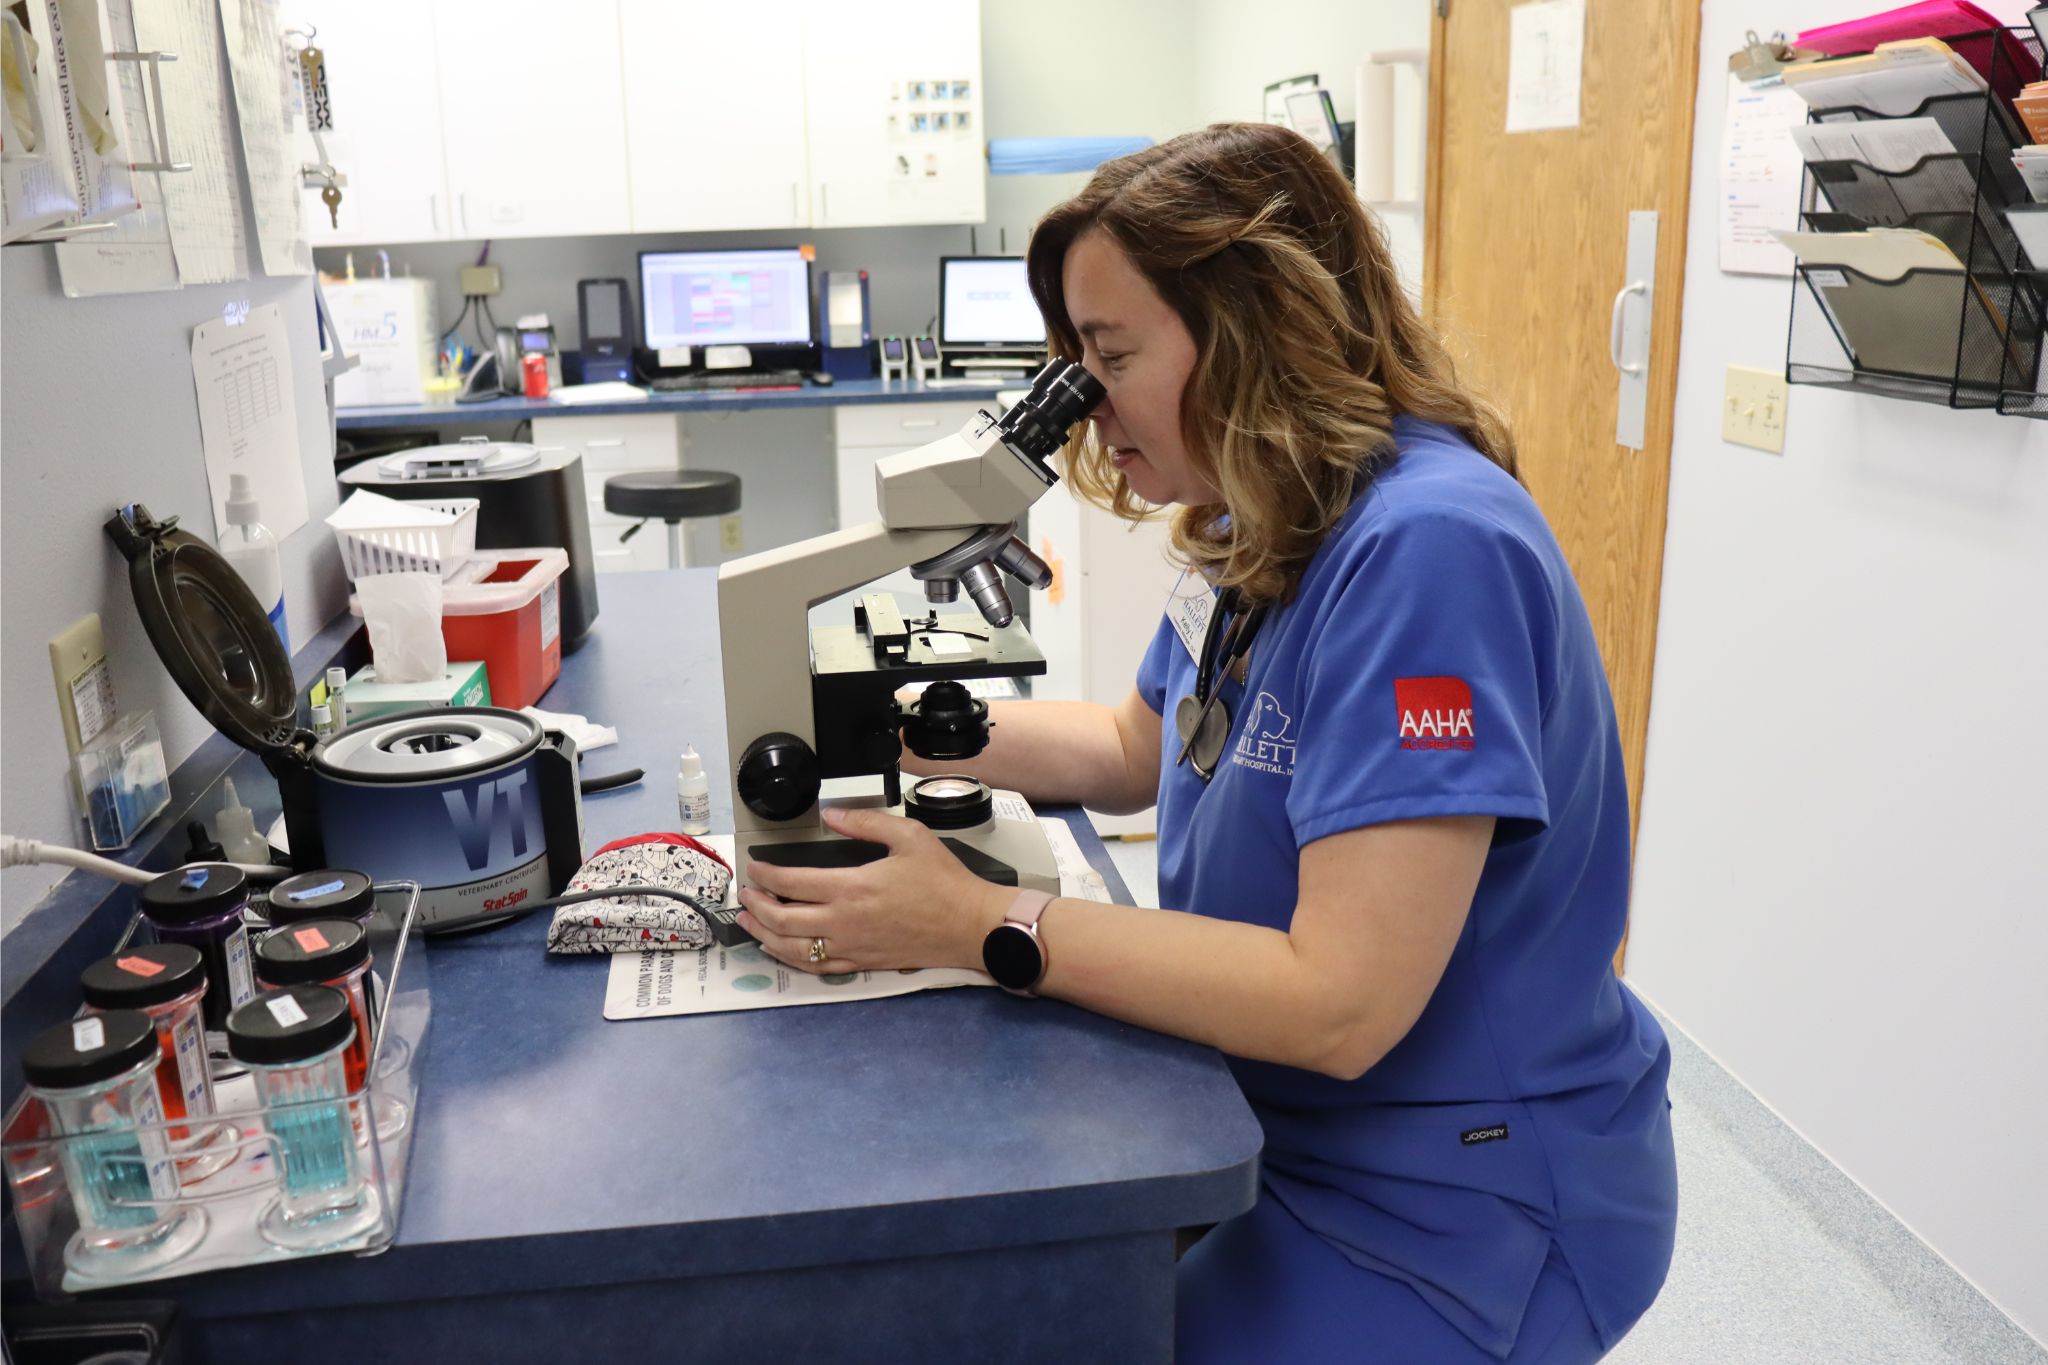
[{"left": 2, "top": 882, "right": 431, "bottom": 1299}]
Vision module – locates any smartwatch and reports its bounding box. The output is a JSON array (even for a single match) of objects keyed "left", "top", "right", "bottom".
[{"left": 982, "top": 888, "right": 1054, "bottom": 997}]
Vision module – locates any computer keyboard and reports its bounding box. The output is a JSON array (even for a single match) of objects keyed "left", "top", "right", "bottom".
[{"left": 648, "top": 369, "right": 808, "bottom": 391}]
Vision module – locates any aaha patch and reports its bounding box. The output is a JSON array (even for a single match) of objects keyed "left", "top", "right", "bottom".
[{"left": 1395, "top": 676, "right": 1475, "bottom": 751}]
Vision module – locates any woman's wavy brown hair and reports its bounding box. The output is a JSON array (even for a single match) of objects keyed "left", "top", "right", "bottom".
[{"left": 1026, "top": 122, "right": 1517, "bottom": 605}]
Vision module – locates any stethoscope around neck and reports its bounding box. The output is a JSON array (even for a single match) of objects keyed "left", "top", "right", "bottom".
[{"left": 1173, "top": 587, "right": 1269, "bottom": 782}]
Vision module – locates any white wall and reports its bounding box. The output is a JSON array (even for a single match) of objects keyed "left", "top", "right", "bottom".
[
  {"left": 1626, "top": 0, "right": 2048, "bottom": 1343},
  {"left": 1190, "top": 0, "right": 1433, "bottom": 290},
  {"left": 0, "top": 256, "right": 346, "bottom": 931}
]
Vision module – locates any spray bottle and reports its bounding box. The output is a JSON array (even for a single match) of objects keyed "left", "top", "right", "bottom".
[{"left": 219, "top": 474, "right": 289, "bottom": 655}]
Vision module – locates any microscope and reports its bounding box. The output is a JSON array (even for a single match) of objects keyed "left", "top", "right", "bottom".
[{"left": 716, "top": 360, "right": 1106, "bottom": 914}]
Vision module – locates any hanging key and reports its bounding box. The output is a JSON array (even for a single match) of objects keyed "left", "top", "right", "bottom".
[
  {"left": 298, "top": 45, "right": 333, "bottom": 131},
  {"left": 321, "top": 181, "right": 342, "bottom": 228}
]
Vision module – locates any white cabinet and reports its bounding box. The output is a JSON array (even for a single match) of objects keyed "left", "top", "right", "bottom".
[
  {"left": 802, "top": 0, "right": 985, "bottom": 228},
  {"left": 1028, "top": 480, "right": 1179, "bottom": 837},
  {"left": 532, "top": 412, "right": 683, "bottom": 574},
  {"left": 288, "top": 0, "right": 451, "bottom": 246},
  {"left": 620, "top": 1, "right": 810, "bottom": 232},
  {"left": 429, "top": 0, "right": 631, "bottom": 239}
]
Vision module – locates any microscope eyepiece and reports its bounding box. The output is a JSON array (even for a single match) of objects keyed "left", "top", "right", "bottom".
[{"left": 997, "top": 359, "right": 1106, "bottom": 464}]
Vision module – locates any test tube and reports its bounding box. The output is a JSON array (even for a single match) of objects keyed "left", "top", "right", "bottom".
[
  {"left": 21, "top": 1010, "right": 208, "bottom": 1278},
  {"left": 77, "top": 944, "right": 234, "bottom": 1179},
  {"left": 228, "top": 986, "right": 383, "bottom": 1250}
]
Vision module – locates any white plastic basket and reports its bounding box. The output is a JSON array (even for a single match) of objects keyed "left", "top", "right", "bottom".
[{"left": 331, "top": 497, "right": 479, "bottom": 580}]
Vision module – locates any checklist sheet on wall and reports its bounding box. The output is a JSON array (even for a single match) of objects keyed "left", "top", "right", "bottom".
[
  {"left": 1719, "top": 75, "right": 1809, "bottom": 277},
  {"left": 190, "top": 302, "right": 309, "bottom": 537}
]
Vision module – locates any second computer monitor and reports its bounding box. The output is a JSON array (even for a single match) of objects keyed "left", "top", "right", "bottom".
[
  {"left": 939, "top": 256, "right": 1046, "bottom": 348},
  {"left": 639, "top": 247, "right": 815, "bottom": 355}
]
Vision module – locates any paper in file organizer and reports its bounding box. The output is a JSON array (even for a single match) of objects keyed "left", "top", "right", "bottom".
[
  {"left": 1792, "top": 118, "right": 1976, "bottom": 224},
  {"left": 1781, "top": 39, "right": 1986, "bottom": 116},
  {"left": 1774, "top": 227, "right": 2016, "bottom": 378}
]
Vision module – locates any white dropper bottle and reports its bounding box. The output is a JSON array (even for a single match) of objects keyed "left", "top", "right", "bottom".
[
  {"left": 215, "top": 777, "right": 270, "bottom": 865},
  {"left": 677, "top": 747, "right": 711, "bottom": 835}
]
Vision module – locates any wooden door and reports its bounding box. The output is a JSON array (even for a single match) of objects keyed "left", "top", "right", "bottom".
[{"left": 1424, "top": 0, "right": 1701, "bottom": 971}]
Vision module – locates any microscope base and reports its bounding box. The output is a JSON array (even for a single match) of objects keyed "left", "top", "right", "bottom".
[{"left": 735, "top": 789, "right": 1059, "bottom": 900}]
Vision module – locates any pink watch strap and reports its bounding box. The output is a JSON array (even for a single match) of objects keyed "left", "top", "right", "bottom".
[{"left": 1007, "top": 888, "right": 1055, "bottom": 929}]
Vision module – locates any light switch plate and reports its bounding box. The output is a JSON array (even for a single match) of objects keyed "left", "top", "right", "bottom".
[{"left": 1723, "top": 365, "right": 1788, "bottom": 453}]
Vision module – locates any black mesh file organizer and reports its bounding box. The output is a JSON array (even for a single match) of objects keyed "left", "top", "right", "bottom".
[{"left": 1782, "top": 28, "right": 2047, "bottom": 418}]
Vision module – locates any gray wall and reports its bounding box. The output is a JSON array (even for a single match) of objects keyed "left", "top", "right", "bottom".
[{"left": 0, "top": 254, "right": 346, "bottom": 928}]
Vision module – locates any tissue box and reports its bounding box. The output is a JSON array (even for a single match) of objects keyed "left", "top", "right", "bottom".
[{"left": 340, "top": 661, "right": 490, "bottom": 725}]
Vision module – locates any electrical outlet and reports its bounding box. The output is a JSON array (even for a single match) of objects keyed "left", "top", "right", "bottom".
[
  {"left": 719, "top": 515, "right": 744, "bottom": 553},
  {"left": 1723, "top": 365, "right": 1788, "bottom": 453}
]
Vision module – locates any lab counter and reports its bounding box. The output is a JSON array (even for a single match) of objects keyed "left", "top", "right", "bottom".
[
  {"left": 335, "top": 375, "right": 1015, "bottom": 429},
  {"left": 5, "top": 569, "right": 1261, "bottom": 1364}
]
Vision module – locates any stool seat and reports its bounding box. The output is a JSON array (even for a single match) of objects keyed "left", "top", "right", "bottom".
[{"left": 603, "top": 469, "right": 742, "bottom": 522}]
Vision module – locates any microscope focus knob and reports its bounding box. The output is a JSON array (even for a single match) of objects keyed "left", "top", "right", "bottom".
[{"left": 736, "top": 732, "right": 822, "bottom": 822}]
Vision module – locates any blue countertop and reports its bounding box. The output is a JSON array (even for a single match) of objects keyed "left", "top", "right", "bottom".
[
  {"left": 10, "top": 569, "right": 1261, "bottom": 1324},
  {"left": 336, "top": 377, "right": 1017, "bottom": 429}
]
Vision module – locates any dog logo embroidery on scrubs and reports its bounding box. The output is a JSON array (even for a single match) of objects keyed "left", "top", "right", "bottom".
[
  {"left": 1230, "top": 692, "right": 1297, "bottom": 776},
  {"left": 1395, "top": 677, "right": 1476, "bottom": 751}
]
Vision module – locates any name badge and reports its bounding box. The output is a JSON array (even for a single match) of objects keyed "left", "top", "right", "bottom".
[{"left": 1167, "top": 572, "right": 1218, "bottom": 665}]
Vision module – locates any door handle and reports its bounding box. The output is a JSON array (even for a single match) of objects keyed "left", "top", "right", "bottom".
[
  {"left": 585, "top": 438, "right": 625, "bottom": 449},
  {"left": 429, "top": 193, "right": 440, "bottom": 234},
  {"left": 790, "top": 182, "right": 798, "bottom": 221},
  {"left": 458, "top": 191, "right": 469, "bottom": 233},
  {"left": 820, "top": 183, "right": 829, "bottom": 222},
  {"left": 1608, "top": 281, "right": 1647, "bottom": 376}
]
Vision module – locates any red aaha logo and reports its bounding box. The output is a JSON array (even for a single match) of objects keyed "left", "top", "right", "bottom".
[
  {"left": 482, "top": 888, "right": 530, "bottom": 912},
  {"left": 1395, "top": 677, "right": 1475, "bottom": 751}
]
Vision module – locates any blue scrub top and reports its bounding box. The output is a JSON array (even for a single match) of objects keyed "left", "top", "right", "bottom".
[{"left": 1136, "top": 417, "right": 1677, "bottom": 1357}]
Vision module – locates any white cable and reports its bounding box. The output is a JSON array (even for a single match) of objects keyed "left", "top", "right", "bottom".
[
  {"left": 3, "top": 836, "right": 156, "bottom": 887},
  {"left": 3, "top": 836, "right": 292, "bottom": 889}
]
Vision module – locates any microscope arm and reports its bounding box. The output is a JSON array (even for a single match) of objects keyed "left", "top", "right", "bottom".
[{"left": 719, "top": 520, "right": 971, "bottom": 838}]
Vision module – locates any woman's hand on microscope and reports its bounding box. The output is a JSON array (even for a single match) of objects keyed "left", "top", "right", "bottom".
[{"left": 736, "top": 806, "right": 1006, "bottom": 975}]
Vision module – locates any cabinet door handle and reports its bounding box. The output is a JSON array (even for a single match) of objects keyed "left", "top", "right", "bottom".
[
  {"left": 790, "top": 182, "right": 798, "bottom": 221},
  {"left": 459, "top": 191, "right": 470, "bottom": 233},
  {"left": 900, "top": 418, "right": 939, "bottom": 429},
  {"left": 585, "top": 438, "right": 626, "bottom": 448},
  {"left": 429, "top": 193, "right": 440, "bottom": 233},
  {"left": 820, "top": 183, "right": 829, "bottom": 222}
]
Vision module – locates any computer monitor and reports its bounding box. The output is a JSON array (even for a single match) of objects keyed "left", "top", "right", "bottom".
[
  {"left": 938, "top": 256, "right": 1046, "bottom": 348},
  {"left": 638, "top": 247, "right": 815, "bottom": 354}
]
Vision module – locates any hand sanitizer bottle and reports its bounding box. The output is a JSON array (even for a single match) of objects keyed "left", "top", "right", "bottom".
[{"left": 218, "top": 475, "right": 289, "bottom": 655}]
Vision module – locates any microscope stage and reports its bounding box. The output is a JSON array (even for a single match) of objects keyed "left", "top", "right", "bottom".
[{"left": 811, "top": 604, "right": 1046, "bottom": 686}]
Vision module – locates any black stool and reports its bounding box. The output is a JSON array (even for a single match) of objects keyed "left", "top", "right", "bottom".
[{"left": 602, "top": 470, "right": 743, "bottom": 569}]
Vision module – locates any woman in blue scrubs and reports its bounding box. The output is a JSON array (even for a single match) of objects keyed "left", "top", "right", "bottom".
[{"left": 738, "top": 121, "right": 1678, "bottom": 1362}]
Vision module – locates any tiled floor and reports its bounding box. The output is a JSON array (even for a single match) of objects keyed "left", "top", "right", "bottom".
[{"left": 1096, "top": 836, "right": 2047, "bottom": 1364}]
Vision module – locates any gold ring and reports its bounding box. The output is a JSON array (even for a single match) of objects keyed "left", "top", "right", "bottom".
[{"left": 808, "top": 937, "right": 829, "bottom": 963}]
